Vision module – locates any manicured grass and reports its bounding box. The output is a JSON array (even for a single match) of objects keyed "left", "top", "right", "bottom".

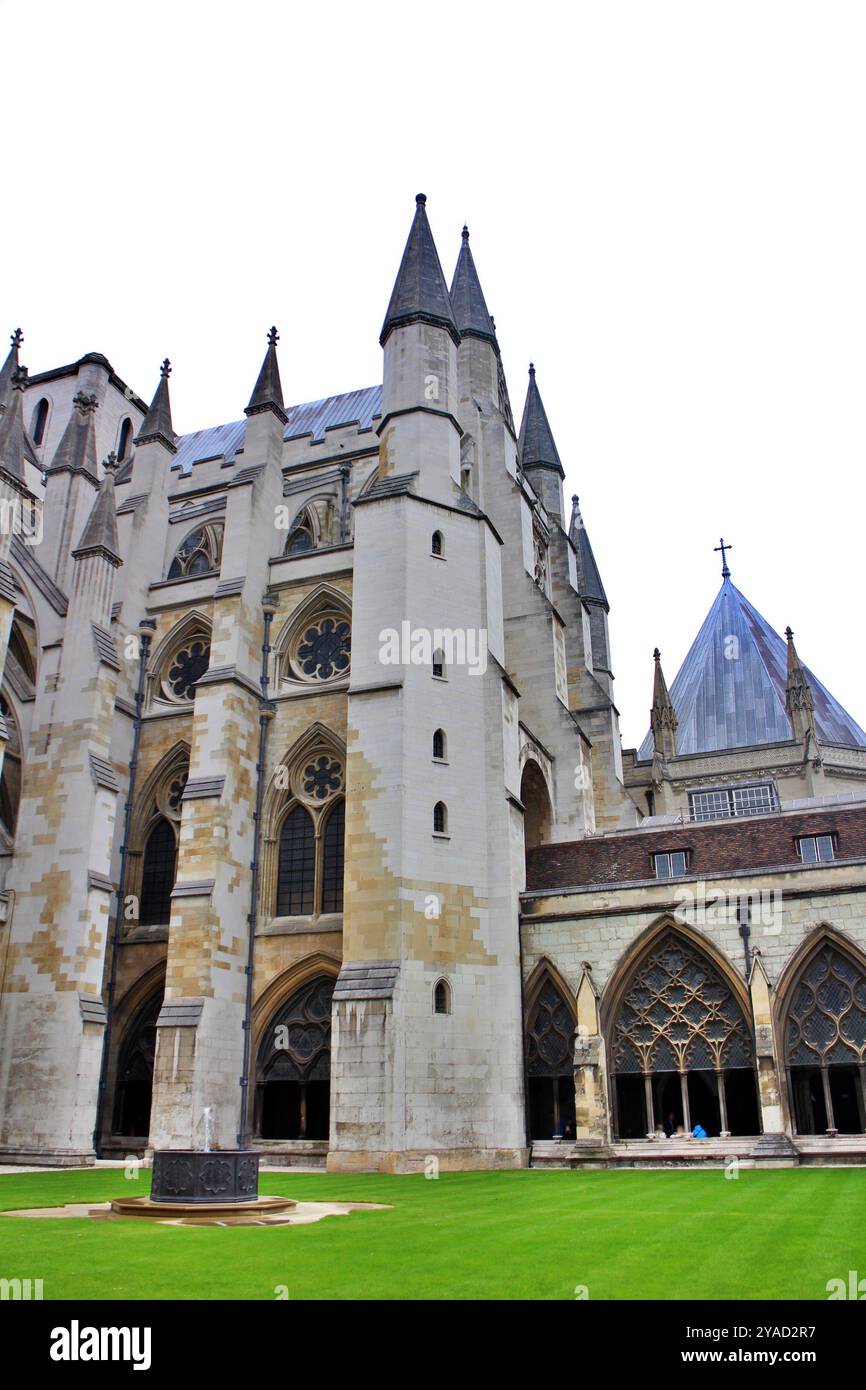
[{"left": 0, "top": 1166, "right": 863, "bottom": 1300}]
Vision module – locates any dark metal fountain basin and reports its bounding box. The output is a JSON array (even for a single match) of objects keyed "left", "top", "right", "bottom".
[{"left": 150, "top": 1150, "right": 260, "bottom": 1204}]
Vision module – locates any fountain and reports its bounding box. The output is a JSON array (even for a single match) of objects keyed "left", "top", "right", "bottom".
[{"left": 109, "top": 1107, "right": 295, "bottom": 1222}]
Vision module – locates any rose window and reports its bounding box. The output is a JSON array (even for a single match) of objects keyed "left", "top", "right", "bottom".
[
  {"left": 164, "top": 640, "right": 210, "bottom": 701},
  {"left": 302, "top": 756, "right": 343, "bottom": 802},
  {"left": 290, "top": 615, "right": 350, "bottom": 682}
]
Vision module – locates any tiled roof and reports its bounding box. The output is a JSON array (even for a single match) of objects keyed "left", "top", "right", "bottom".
[{"left": 525, "top": 804, "right": 866, "bottom": 892}]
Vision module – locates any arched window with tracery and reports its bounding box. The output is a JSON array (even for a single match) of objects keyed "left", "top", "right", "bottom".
[
  {"left": 153, "top": 622, "right": 212, "bottom": 706},
  {"left": 783, "top": 938, "right": 866, "bottom": 1135},
  {"left": 255, "top": 975, "right": 335, "bottom": 1140},
  {"left": 167, "top": 523, "right": 224, "bottom": 579},
  {"left": 279, "top": 593, "right": 351, "bottom": 686},
  {"left": 129, "top": 750, "right": 188, "bottom": 932},
  {"left": 272, "top": 743, "right": 345, "bottom": 919},
  {"left": 607, "top": 928, "right": 759, "bottom": 1139},
  {"left": 526, "top": 975, "right": 576, "bottom": 1140}
]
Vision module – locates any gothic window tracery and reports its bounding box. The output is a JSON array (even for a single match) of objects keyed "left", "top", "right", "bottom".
[
  {"left": 526, "top": 976, "right": 576, "bottom": 1140},
  {"left": 160, "top": 635, "right": 211, "bottom": 702},
  {"left": 608, "top": 929, "right": 759, "bottom": 1139},
  {"left": 167, "top": 522, "right": 224, "bottom": 580},
  {"left": 784, "top": 939, "right": 866, "bottom": 1135},
  {"left": 284, "top": 614, "right": 351, "bottom": 684},
  {"left": 271, "top": 744, "right": 345, "bottom": 918},
  {"left": 255, "top": 976, "right": 335, "bottom": 1140}
]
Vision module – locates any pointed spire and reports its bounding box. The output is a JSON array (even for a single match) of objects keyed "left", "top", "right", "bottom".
[
  {"left": 518, "top": 364, "right": 564, "bottom": 478},
  {"left": 46, "top": 390, "right": 100, "bottom": 481},
  {"left": 0, "top": 365, "right": 30, "bottom": 486},
  {"left": 785, "top": 625, "right": 818, "bottom": 745},
  {"left": 246, "top": 326, "right": 287, "bottom": 423},
  {"left": 650, "top": 647, "right": 678, "bottom": 758},
  {"left": 568, "top": 494, "right": 608, "bottom": 605},
  {"left": 0, "top": 329, "right": 23, "bottom": 411},
  {"left": 72, "top": 453, "right": 121, "bottom": 565},
  {"left": 380, "top": 194, "right": 460, "bottom": 348},
  {"left": 449, "top": 225, "right": 497, "bottom": 348},
  {"left": 135, "top": 358, "right": 176, "bottom": 452}
]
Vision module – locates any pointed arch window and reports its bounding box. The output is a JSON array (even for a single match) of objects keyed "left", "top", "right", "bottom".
[
  {"left": 434, "top": 979, "right": 452, "bottom": 1015},
  {"left": 139, "top": 818, "right": 177, "bottom": 926},
  {"left": 167, "top": 523, "right": 224, "bottom": 580},
  {"left": 433, "top": 801, "right": 448, "bottom": 835},
  {"left": 607, "top": 928, "right": 759, "bottom": 1139},
  {"left": 256, "top": 975, "right": 335, "bottom": 1139},
  {"left": 433, "top": 728, "right": 446, "bottom": 761},
  {"left": 784, "top": 939, "right": 866, "bottom": 1135},
  {"left": 285, "top": 512, "right": 315, "bottom": 555},
  {"left": 31, "top": 397, "right": 50, "bottom": 447},
  {"left": 432, "top": 649, "right": 446, "bottom": 679},
  {"left": 321, "top": 800, "right": 345, "bottom": 914},
  {"left": 431, "top": 530, "right": 443, "bottom": 557},
  {"left": 117, "top": 417, "right": 133, "bottom": 463},
  {"left": 112, "top": 990, "right": 162, "bottom": 1138},
  {"left": 526, "top": 976, "right": 576, "bottom": 1139}
]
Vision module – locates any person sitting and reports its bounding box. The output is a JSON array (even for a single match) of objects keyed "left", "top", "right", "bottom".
[{"left": 692, "top": 1122, "right": 708, "bottom": 1139}]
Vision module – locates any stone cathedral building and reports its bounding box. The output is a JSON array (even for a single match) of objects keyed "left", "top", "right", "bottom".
[{"left": 0, "top": 195, "right": 865, "bottom": 1172}]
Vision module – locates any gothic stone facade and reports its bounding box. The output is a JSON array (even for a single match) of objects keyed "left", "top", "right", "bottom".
[{"left": 0, "top": 198, "right": 864, "bottom": 1170}]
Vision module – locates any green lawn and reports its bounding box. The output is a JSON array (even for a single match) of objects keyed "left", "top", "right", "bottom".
[{"left": 0, "top": 1166, "right": 863, "bottom": 1300}]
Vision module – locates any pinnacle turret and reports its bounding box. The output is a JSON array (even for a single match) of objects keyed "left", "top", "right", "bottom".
[
  {"left": 449, "top": 226, "right": 497, "bottom": 348},
  {"left": 246, "top": 326, "right": 287, "bottom": 423},
  {"left": 46, "top": 390, "right": 100, "bottom": 481},
  {"left": 0, "top": 366, "right": 30, "bottom": 486},
  {"left": 73, "top": 454, "right": 121, "bottom": 565},
  {"left": 135, "top": 358, "right": 176, "bottom": 452},
  {"left": 380, "top": 195, "right": 460, "bottom": 347},
  {"left": 0, "top": 328, "right": 23, "bottom": 411},
  {"left": 650, "top": 648, "right": 678, "bottom": 759}
]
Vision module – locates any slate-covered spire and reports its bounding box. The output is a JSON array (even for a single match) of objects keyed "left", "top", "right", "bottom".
[
  {"left": 449, "top": 226, "right": 497, "bottom": 348},
  {"left": 246, "top": 326, "right": 287, "bottom": 423},
  {"left": 519, "top": 364, "right": 564, "bottom": 477},
  {"left": 650, "top": 647, "right": 678, "bottom": 759},
  {"left": 638, "top": 572, "right": 866, "bottom": 759},
  {"left": 0, "top": 329, "right": 23, "bottom": 410},
  {"left": 0, "top": 366, "right": 30, "bottom": 487},
  {"left": 46, "top": 390, "right": 100, "bottom": 482},
  {"left": 785, "top": 626, "right": 819, "bottom": 747},
  {"left": 380, "top": 194, "right": 460, "bottom": 347},
  {"left": 135, "top": 358, "right": 176, "bottom": 452},
  {"left": 568, "top": 494, "right": 608, "bottom": 606},
  {"left": 72, "top": 454, "right": 121, "bottom": 565}
]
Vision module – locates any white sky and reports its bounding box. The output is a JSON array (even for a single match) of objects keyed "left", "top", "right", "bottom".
[{"left": 7, "top": 1, "right": 866, "bottom": 749}]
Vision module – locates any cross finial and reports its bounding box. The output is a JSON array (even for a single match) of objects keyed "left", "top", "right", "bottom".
[
  {"left": 653, "top": 647, "right": 661, "bottom": 663},
  {"left": 160, "top": 358, "right": 171, "bottom": 380},
  {"left": 10, "top": 328, "right": 22, "bottom": 350},
  {"left": 267, "top": 326, "right": 279, "bottom": 348},
  {"left": 528, "top": 362, "right": 535, "bottom": 377},
  {"left": 785, "top": 626, "right": 794, "bottom": 643},
  {"left": 714, "top": 536, "right": 733, "bottom": 579},
  {"left": 462, "top": 224, "right": 469, "bottom": 242}
]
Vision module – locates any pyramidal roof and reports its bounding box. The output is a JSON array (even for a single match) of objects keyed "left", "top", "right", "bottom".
[
  {"left": 380, "top": 194, "right": 460, "bottom": 347},
  {"left": 638, "top": 576, "right": 866, "bottom": 758}
]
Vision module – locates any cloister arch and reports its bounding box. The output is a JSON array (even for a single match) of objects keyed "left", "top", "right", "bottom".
[
  {"left": 524, "top": 959, "right": 577, "bottom": 1140},
  {"left": 602, "top": 919, "right": 760, "bottom": 1139},
  {"left": 776, "top": 927, "right": 866, "bottom": 1135}
]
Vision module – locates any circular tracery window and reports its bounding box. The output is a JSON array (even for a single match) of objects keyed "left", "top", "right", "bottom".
[
  {"left": 162, "top": 639, "right": 211, "bottom": 702},
  {"left": 301, "top": 756, "right": 343, "bottom": 802},
  {"left": 288, "top": 614, "right": 350, "bottom": 683}
]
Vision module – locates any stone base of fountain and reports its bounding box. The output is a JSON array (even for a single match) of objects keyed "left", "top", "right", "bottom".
[{"left": 148, "top": 1149, "right": 263, "bottom": 1205}]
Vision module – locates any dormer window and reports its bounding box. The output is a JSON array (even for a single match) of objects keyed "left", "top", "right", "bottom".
[
  {"left": 798, "top": 834, "right": 835, "bottom": 864},
  {"left": 653, "top": 850, "right": 688, "bottom": 879}
]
